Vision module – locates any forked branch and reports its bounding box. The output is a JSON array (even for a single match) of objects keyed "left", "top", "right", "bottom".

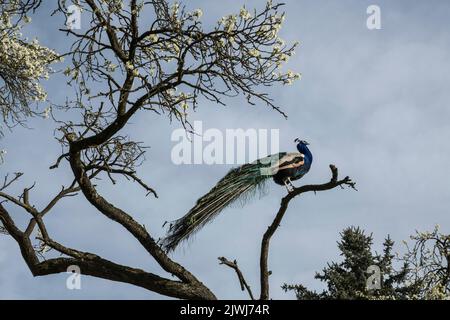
[
  {"left": 260, "top": 165, "right": 356, "bottom": 300},
  {"left": 218, "top": 256, "right": 255, "bottom": 300}
]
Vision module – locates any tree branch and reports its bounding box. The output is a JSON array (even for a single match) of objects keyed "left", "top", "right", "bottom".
[
  {"left": 259, "top": 164, "right": 356, "bottom": 300},
  {"left": 68, "top": 146, "right": 215, "bottom": 299},
  {"left": 1, "top": 172, "right": 23, "bottom": 191},
  {"left": 218, "top": 256, "right": 255, "bottom": 300},
  {"left": 0, "top": 202, "right": 214, "bottom": 300}
]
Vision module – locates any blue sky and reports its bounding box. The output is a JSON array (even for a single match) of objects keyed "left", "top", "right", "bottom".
[{"left": 1, "top": 0, "right": 450, "bottom": 299}]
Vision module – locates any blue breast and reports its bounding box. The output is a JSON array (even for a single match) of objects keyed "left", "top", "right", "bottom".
[{"left": 293, "top": 144, "right": 313, "bottom": 179}]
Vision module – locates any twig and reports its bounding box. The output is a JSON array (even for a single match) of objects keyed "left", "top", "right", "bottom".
[
  {"left": 0, "top": 172, "right": 23, "bottom": 191},
  {"left": 49, "top": 153, "right": 69, "bottom": 169},
  {"left": 218, "top": 256, "right": 255, "bottom": 300}
]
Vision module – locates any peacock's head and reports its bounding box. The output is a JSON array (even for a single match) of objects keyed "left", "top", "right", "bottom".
[
  {"left": 295, "top": 138, "right": 313, "bottom": 161},
  {"left": 294, "top": 138, "right": 309, "bottom": 146}
]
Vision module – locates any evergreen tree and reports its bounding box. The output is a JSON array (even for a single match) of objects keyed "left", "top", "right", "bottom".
[{"left": 283, "top": 226, "right": 414, "bottom": 299}]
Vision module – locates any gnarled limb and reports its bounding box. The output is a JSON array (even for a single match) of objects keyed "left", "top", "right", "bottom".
[
  {"left": 260, "top": 165, "right": 356, "bottom": 300},
  {"left": 68, "top": 146, "right": 216, "bottom": 299},
  {"left": 0, "top": 171, "right": 215, "bottom": 300},
  {"left": 0, "top": 203, "right": 212, "bottom": 299}
]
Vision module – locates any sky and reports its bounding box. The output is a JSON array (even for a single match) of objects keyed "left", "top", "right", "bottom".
[{"left": 1, "top": 0, "right": 450, "bottom": 299}]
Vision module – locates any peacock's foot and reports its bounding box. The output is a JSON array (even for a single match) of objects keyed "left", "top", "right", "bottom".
[
  {"left": 288, "top": 178, "right": 296, "bottom": 191},
  {"left": 284, "top": 179, "right": 294, "bottom": 193}
]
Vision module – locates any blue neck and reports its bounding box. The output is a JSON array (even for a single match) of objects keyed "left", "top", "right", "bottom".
[{"left": 297, "top": 144, "right": 313, "bottom": 165}]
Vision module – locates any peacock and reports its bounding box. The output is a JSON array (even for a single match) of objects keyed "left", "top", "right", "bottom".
[{"left": 162, "top": 138, "right": 313, "bottom": 252}]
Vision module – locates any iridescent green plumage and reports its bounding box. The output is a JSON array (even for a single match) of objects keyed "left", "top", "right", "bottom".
[
  {"left": 162, "top": 153, "right": 286, "bottom": 252},
  {"left": 162, "top": 141, "right": 312, "bottom": 252}
]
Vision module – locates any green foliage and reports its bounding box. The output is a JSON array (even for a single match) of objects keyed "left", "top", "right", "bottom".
[{"left": 283, "top": 226, "right": 416, "bottom": 300}]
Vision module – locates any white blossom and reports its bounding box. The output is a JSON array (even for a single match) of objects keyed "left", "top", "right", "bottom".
[
  {"left": 125, "top": 61, "right": 134, "bottom": 70},
  {"left": 181, "top": 101, "right": 189, "bottom": 110},
  {"left": 249, "top": 48, "right": 260, "bottom": 58},
  {"left": 287, "top": 70, "right": 301, "bottom": 80},
  {"left": 146, "top": 33, "right": 158, "bottom": 43},
  {"left": 43, "top": 107, "right": 51, "bottom": 119},
  {"left": 0, "top": 31, "right": 58, "bottom": 103},
  {"left": 220, "top": 15, "right": 237, "bottom": 33},
  {"left": 239, "top": 8, "right": 252, "bottom": 20},
  {"left": 192, "top": 9, "right": 203, "bottom": 19},
  {"left": 170, "top": 2, "right": 179, "bottom": 17}
]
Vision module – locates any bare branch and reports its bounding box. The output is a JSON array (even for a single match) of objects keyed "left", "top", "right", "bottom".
[
  {"left": 49, "top": 153, "right": 69, "bottom": 169},
  {"left": 68, "top": 146, "right": 215, "bottom": 298},
  {"left": 0, "top": 172, "right": 23, "bottom": 191},
  {"left": 0, "top": 201, "right": 215, "bottom": 300},
  {"left": 260, "top": 165, "right": 356, "bottom": 300},
  {"left": 219, "top": 256, "right": 255, "bottom": 300}
]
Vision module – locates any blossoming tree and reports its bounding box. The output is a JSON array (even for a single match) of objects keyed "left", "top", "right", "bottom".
[
  {"left": 0, "top": 0, "right": 344, "bottom": 300},
  {"left": 0, "top": 0, "right": 56, "bottom": 134}
]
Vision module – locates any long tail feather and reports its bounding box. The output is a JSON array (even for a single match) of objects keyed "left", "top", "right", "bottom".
[{"left": 162, "top": 154, "right": 285, "bottom": 252}]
